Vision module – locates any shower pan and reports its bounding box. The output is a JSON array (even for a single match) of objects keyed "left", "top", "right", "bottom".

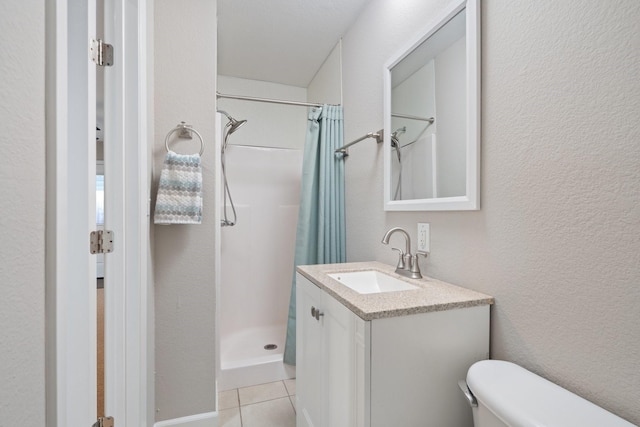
[{"left": 216, "top": 112, "right": 299, "bottom": 390}]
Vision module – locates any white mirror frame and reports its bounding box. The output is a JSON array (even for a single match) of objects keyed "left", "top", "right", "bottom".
[{"left": 383, "top": 0, "right": 480, "bottom": 211}]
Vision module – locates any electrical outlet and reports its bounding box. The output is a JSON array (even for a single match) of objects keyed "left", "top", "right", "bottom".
[{"left": 417, "top": 223, "right": 430, "bottom": 252}]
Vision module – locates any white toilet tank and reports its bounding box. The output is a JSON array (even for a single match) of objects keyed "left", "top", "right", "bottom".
[{"left": 462, "top": 360, "right": 635, "bottom": 427}]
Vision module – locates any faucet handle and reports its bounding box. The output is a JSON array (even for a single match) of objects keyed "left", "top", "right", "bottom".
[
  {"left": 391, "top": 247, "right": 406, "bottom": 270},
  {"left": 410, "top": 252, "right": 429, "bottom": 276}
]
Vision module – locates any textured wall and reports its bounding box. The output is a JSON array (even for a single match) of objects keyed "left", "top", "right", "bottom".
[
  {"left": 342, "top": 0, "right": 640, "bottom": 423},
  {"left": 307, "top": 41, "right": 343, "bottom": 106},
  {"left": 0, "top": 0, "right": 45, "bottom": 425},
  {"left": 153, "top": 0, "right": 217, "bottom": 421}
]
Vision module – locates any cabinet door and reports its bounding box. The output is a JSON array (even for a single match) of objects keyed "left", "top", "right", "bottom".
[
  {"left": 297, "top": 274, "right": 366, "bottom": 427},
  {"left": 296, "top": 275, "right": 324, "bottom": 427},
  {"left": 323, "top": 293, "right": 358, "bottom": 427}
]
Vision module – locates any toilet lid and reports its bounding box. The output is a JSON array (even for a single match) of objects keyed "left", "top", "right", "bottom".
[{"left": 466, "top": 360, "right": 635, "bottom": 427}]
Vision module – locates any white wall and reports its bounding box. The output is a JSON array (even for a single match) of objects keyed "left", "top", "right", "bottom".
[
  {"left": 0, "top": 1, "right": 45, "bottom": 425},
  {"left": 342, "top": 0, "right": 640, "bottom": 423},
  {"left": 307, "top": 40, "right": 343, "bottom": 106},
  {"left": 153, "top": 0, "right": 217, "bottom": 421}
]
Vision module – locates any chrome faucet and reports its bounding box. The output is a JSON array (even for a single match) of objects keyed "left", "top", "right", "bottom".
[{"left": 381, "top": 227, "right": 424, "bottom": 279}]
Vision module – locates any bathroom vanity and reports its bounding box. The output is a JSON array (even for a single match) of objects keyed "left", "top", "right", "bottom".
[{"left": 296, "top": 262, "right": 493, "bottom": 427}]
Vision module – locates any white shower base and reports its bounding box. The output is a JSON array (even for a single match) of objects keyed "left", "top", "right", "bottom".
[{"left": 218, "top": 324, "right": 295, "bottom": 391}]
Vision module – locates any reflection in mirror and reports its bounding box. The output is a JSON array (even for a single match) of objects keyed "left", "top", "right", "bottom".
[
  {"left": 391, "top": 10, "right": 465, "bottom": 200},
  {"left": 384, "top": 0, "right": 479, "bottom": 211}
]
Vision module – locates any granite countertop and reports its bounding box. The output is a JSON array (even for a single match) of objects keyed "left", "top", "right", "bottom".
[{"left": 297, "top": 261, "right": 494, "bottom": 321}]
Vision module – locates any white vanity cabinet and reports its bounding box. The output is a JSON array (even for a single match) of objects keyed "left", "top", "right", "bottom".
[
  {"left": 296, "top": 272, "right": 367, "bottom": 427},
  {"left": 295, "top": 272, "right": 491, "bottom": 427}
]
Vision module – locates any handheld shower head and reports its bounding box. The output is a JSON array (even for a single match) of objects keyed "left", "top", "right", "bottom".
[
  {"left": 391, "top": 126, "right": 406, "bottom": 148},
  {"left": 228, "top": 118, "right": 247, "bottom": 134},
  {"left": 218, "top": 110, "right": 247, "bottom": 134},
  {"left": 391, "top": 135, "right": 399, "bottom": 148},
  {"left": 218, "top": 109, "right": 247, "bottom": 228}
]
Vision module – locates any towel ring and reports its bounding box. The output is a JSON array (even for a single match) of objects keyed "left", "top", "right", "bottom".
[{"left": 165, "top": 122, "right": 205, "bottom": 156}]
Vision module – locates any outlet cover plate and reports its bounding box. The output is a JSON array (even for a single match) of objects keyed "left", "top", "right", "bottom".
[{"left": 417, "top": 223, "right": 430, "bottom": 252}]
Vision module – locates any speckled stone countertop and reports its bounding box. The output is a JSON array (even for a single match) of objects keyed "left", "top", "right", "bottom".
[{"left": 297, "top": 261, "right": 494, "bottom": 321}]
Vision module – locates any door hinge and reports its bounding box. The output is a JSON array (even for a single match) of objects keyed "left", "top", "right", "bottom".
[
  {"left": 90, "top": 230, "right": 114, "bottom": 254},
  {"left": 92, "top": 416, "right": 114, "bottom": 427},
  {"left": 90, "top": 39, "right": 114, "bottom": 66}
]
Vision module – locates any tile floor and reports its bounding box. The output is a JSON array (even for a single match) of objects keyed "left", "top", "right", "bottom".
[{"left": 218, "top": 379, "right": 296, "bottom": 427}]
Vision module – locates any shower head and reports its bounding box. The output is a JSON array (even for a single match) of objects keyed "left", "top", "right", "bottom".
[
  {"left": 391, "top": 126, "right": 406, "bottom": 148},
  {"left": 227, "top": 118, "right": 247, "bottom": 134},
  {"left": 391, "top": 134, "right": 399, "bottom": 148},
  {"left": 218, "top": 110, "right": 247, "bottom": 134},
  {"left": 393, "top": 126, "right": 406, "bottom": 137}
]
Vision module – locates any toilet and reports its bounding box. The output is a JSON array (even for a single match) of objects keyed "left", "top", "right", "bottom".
[{"left": 460, "top": 360, "right": 635, "bottom": 427}]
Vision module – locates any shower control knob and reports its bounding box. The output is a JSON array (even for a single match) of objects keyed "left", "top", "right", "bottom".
[{"left": 311, "top": 307, "right": 317, "bottom": 318}]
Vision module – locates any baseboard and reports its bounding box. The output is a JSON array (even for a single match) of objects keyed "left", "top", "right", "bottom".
[{"left": 154, "top": 411, "right": 218, "bottom": 427}]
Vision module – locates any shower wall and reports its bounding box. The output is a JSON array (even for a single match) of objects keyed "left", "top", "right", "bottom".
[
  {"left": 218, "top": 75, "right": 307, "bottom": 149},
  {"left": 217, "top": 76, "right": 307, "bottom": 390},
  {"left": 220, "top": 145, "right": 302, "bottom": 347}
]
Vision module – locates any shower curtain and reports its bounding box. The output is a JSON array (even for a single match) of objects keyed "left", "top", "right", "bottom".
[{"left": 283, "top": 105, "right": 346, "bottom": 365}]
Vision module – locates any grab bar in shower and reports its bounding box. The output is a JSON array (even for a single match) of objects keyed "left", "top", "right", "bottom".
[{"left": 335, "top": 129, "right": 384, "bottom": 157}]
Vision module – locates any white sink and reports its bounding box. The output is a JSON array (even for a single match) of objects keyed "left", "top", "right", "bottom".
[{"left": 328, "top": 270, "right": 418, "bottom": 294}]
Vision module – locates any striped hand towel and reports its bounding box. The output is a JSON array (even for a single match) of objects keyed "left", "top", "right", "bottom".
[{"left": 154, "top": 151, "right": 203, "bottom": 224}]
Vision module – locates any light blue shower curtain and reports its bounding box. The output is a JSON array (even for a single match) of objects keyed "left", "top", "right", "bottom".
[{"left": 283, "top": 105, "right": 346, "bottom": 365}]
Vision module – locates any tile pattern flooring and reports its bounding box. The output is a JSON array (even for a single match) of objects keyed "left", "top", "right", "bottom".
[{"left": 219, "top": 379, "right": 296, "bottom": 427}]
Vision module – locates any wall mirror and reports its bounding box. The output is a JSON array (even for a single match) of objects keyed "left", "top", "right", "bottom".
[{"left": 383, "top": 0, "right": 480, "bottom": 211}]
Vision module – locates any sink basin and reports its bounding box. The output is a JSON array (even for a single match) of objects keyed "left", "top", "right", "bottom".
[{"left": 328, "top": 271, "right": 418, "bottom": 294}]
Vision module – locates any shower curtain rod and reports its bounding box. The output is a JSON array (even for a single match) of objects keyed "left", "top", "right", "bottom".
[
  {"left": 217, "top": 91, "right": 340, "bottom": 108},
  {"left": 391, "top": 113, "right": 435, "bottom": 123}
]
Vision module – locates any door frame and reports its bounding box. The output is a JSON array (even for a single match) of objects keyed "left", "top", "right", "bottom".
[{"left": 45, "top": 0, "right": 152, "bottom": 425}]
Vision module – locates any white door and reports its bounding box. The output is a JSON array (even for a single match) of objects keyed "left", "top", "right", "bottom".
[
  {"left": 47, "top": 0, "right": 150, "bottom": 425},
  {"left": 102, "top": 0, "right": 151, "bottom": 424},
  {"left": 46, "top": 0, "right": 98, "bottom": 425}
]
